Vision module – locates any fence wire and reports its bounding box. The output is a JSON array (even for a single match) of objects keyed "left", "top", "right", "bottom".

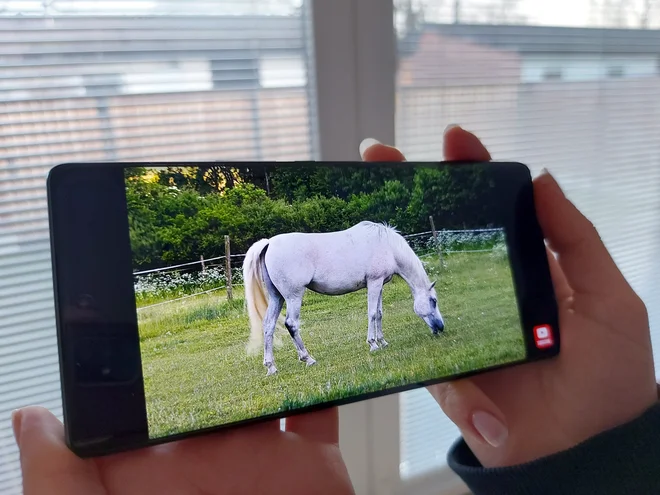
[{"left": 134, "top": 228, "right": 506, "bottom": 310}]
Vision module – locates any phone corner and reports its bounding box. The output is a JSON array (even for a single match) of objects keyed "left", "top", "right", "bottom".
[
  {"left": 506, "top": 160, "right": 532, "bottom": 176},
  {"left": 538, "top": 342, "right": 561, "bottom": 361},
  {"left": 46, "top": 163, "right": 74, "bottom": 189},
  {"left": 64, "top": 435, "right": 87, "bottom": 459}
]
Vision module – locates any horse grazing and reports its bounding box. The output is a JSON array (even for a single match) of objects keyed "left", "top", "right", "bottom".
[{"left": 243, "top": 221, "right": 445, "bottom": 376}]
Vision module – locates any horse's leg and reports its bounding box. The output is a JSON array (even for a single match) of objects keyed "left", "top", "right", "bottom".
[
  {"left": 376, "top": 290, "right": 388, "bottom": 348},
  {"left": 367, "top": 279, "right": 384, "bottom": 351},
  {"left": 261, "top": 261, "right": 285, "bottom": 376},
  {"left": 284, "top": 295, "right": 316, "bottom": 366},
  {"left": 263, "top": 294, "right": 284, "bottom": 376}
]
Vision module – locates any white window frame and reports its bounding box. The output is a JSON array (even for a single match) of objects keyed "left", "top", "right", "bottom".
[{"left": 311, "top": 2, "right": 467, "bottom": 493}]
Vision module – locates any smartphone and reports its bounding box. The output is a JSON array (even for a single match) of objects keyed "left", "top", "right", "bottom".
[{"left": 47, "top": 161, "right": 559, "bottom": 457}]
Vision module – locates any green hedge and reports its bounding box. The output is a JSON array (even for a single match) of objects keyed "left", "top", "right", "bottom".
[{"left": 127, "top": 165, "right": 496, "bottom": 270}]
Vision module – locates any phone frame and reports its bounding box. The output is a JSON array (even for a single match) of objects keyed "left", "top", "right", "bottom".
[{"left": 47, "top": 160, "right": 560, "bottom": 458}]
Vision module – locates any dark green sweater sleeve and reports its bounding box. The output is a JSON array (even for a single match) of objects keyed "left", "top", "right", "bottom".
[{"left": 447, "top": 402, "right": 660, "bottom": 495}]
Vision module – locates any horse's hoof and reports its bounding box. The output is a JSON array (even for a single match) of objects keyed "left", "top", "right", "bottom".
[
  {"left": 299, "top": 355, "right": 316, "bottom": 366},
  {"left": 266, "top": 365, "right": 278, "bottom": 376}
]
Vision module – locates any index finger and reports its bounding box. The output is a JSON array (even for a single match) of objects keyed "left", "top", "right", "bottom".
[
  {"left": 359, "top": 139, "right": 406, "bottom": 162},
  {"left": 443, "top": 125, "right": 491, "bottom": 161},
  {"left": 359, "top": 125, "right": 492, "bottom": 163}
]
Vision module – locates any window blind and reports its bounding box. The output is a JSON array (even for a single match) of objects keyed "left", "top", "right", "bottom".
[
  {"left": 396, "top": 14, "right": 660, "bottom": 481},
  {"left": 0, "top": 5, "right": 317, "bottom": 493}
]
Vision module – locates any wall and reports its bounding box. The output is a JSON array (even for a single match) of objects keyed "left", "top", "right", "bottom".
[{"left": 521, "top": 53, "right": 658, "bottom": 82}]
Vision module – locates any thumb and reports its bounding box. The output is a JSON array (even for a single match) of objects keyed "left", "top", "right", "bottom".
[{"left": 13, "top": 407, "right": 103, "bottom": 495}]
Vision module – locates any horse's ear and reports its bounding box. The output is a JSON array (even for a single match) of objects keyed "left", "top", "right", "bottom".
[{"left": 429, "top": 281, "right": 436, "bottom": 290}]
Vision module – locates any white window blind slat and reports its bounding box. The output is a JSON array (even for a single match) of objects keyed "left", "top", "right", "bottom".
[
  {"left": 0, "top": 277, "right": 54, "bottom": 297},
  {"left": 0, "top": 5, "right": 318, "bottom": 492},
  {"left": 0, "top": 323, "right": 54, "bottom": 347},
  {"left": 0, "top": 363, "right": 60, "bottom": 391}
]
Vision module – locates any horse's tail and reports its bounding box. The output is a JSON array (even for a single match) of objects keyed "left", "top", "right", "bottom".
[{"left": 243, "top": 238, "right": 272, "bottom": 355}]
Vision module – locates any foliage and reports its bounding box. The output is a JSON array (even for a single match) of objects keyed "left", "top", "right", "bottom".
[
  {"left": 156, "top": 165, "right": 253, "bottom": 194},
  {"left": 134, "top": 266, "right": 245, "bottom": 306},
  {"left": 490, "top": 241, "right": 509, "bottom": 262},
  {"left": 406, "top": 229, "right": 504, "bottom": 255},
  {"left": 126, "top": 164, "right": 498, "bottom": 270},
  {"left": 267, "top": 165, "right": 417, "bottom": 203}
]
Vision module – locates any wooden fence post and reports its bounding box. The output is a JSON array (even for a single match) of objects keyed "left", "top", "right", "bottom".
[
  {"left": 200, "top": 255, "right": 205, "bottom": 272},
  {"left": 225, "top": 235, "right": 233, "bottom": 300},
  {"left": 429, "top": 215, "right": 443, "bottom": 264}
]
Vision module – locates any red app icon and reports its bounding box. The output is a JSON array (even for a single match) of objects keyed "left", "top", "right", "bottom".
[{"left": 533, "top": 325, "right": 554, "bottom": 349}]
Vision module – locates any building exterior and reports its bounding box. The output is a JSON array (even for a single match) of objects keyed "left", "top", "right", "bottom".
[
  {"left": 1, "top": 14, "right": 315, "bottom": 245},
  {"left": 402, "top": 23, "right": 660, "bottom": 83}
]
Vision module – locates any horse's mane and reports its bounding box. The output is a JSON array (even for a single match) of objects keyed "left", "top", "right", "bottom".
[
  {"left": 357, "top": 221, "right": 430, "bottom": 286},
  {"left": 357, "top": 220, "right": 398, "bottom": 235},
  {"left": 357, "top": 221, "right": 412, "bottom": 253}
]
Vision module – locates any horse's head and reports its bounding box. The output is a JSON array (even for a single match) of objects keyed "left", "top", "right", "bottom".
[{"left": 413, "top": 281, "right": 445, "bottom": 335}]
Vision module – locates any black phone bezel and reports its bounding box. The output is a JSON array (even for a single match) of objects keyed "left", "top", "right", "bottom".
[{"left": 47, "top": 160, "right": 560, "bottom": 458}]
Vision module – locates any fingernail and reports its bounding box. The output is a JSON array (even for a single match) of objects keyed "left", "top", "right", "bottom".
[
  {"left": 472, "top": 411, "right": 508, "bottom": 447},
  {"left": 540, "top": 167, "right": 550, "bottom": 176},
  {"left": 359, "top": 138, "right": 381, "bottom": 159},
  {"left": 444, "top": 124, "right": 461, "bottom": 134},
  {"left": 12, "top": 410, "right": 22, "bottom": 445}
]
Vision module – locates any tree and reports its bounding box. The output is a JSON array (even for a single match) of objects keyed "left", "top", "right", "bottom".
[
  {"left": 267, "top": 165, "right": 417, "bottom": 202},
  {"left": 640, "top": 0, "right": 654, "bottom": 26},
  {"left": 463, "top": 0, "right": 527, "bottom": 24},
  {"left": 636, "top": 0, "right": 659, "bottom": 27},
  {"left": 155, "top": 0, "right": 301, "bottom": 16},
  {"left": 157, "top": 165, "right": 250, "bottom": 194},
  {"left": 125, "top": 166, "right": 148, "bottom": 181},
  {"left": 406, "top": 166, "right": 496, "bottom": 230},
  {"left": 401, "top": 0, "right": 425, "bottom": 35},
  {"left": 125, "top": 165, "right": 500, "bottom": 270},
  {"left": 488, "top": 0, "right": 527, "bottom": 23},
  {"left": 590, "top": 0, "right": 659, "bottom": 28},
  {"left": 395, "top": 0, "right": 430, "bottom": 36},
  {"left": 593, "top": 0, "right": 634, "bottom": 27}
]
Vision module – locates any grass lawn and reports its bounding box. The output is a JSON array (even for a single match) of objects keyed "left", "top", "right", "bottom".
[{"left": 137, "top": 251, "right": 525, "bottom": 438}]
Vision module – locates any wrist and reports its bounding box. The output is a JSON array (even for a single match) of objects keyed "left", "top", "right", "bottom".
[
  {"left": 466, "top": 380, "right": 658, "bottom": 469},
  {"left": 449, "top": 401, "right": 660, "bottom": 495}
]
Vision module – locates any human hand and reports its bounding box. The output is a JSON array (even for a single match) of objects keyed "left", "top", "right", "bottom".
[
  {"left": 360, "top": 127, "right": 657, "bottom": 468},
  {"left": 12, "top": 406, "right": 353, "bottom": 495}
]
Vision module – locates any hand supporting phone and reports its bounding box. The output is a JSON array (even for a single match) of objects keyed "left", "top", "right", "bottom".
[{"left": 47, "top": 161, "right": 559, "bottom": 457}]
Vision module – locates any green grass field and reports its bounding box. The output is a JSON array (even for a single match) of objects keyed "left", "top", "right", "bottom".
[{"left": 137, "top": 251, "right": 525, "bottom": 439}]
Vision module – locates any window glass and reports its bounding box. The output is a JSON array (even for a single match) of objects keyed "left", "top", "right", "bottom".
[{"left": 395, "top": 0, "right": 660, "bottom": 479}]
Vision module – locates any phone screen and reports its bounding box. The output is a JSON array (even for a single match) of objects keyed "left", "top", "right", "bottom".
[{"left": 120, "top": 163, "right": 548, "bottom": 440}]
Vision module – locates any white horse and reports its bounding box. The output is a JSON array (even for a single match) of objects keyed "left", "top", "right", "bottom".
[{"left": 243, "top": 221, "right": 445, "bottom": 376}]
